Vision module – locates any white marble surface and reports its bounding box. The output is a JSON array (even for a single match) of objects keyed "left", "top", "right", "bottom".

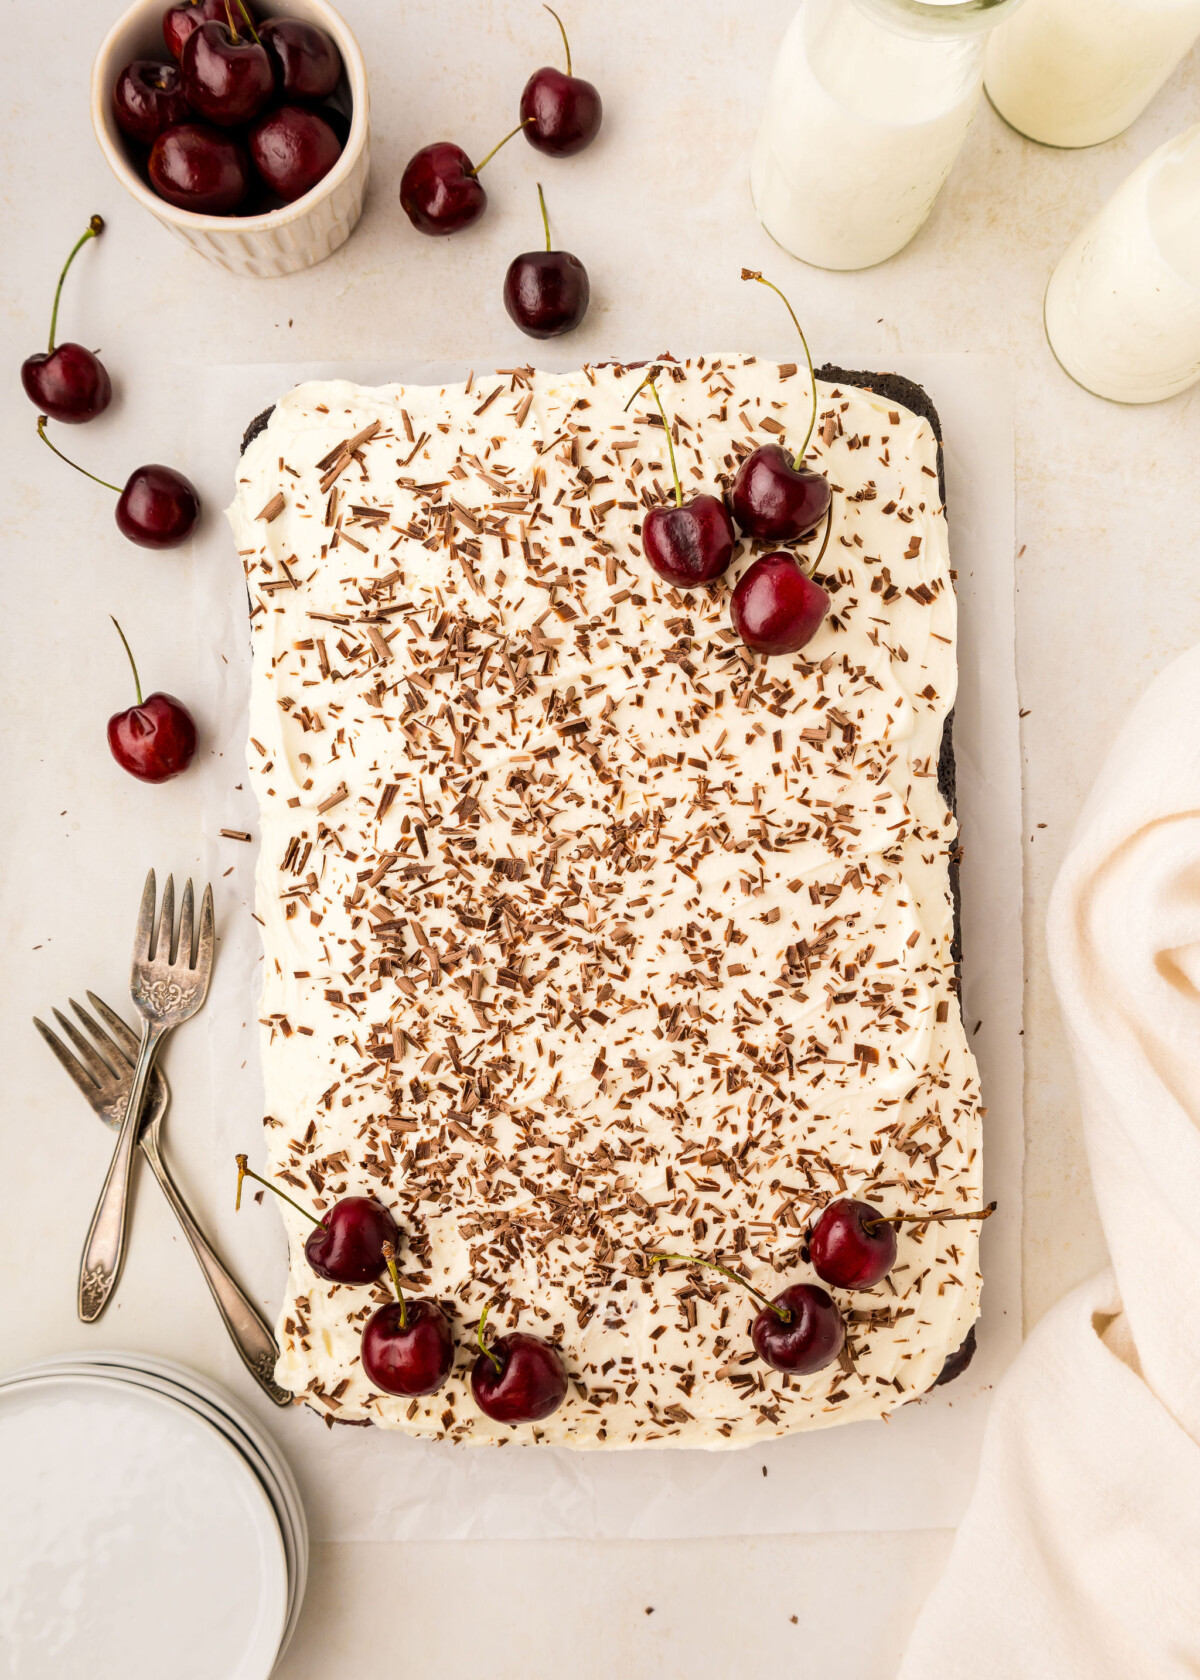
[{"left": 3, "top": 2, "right": 1200, "bottom": 1674}]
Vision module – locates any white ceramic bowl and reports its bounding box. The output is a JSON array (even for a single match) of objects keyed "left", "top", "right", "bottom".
[{"left": 91, "top": 0, "right": 370, "bottom": 278}]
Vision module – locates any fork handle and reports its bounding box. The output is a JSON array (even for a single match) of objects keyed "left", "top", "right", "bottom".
[
  {"left": 140, "top": 1133, "right": 293, "bottom": 1409},
  {"left": 78, "top": 1019, "right": 165, "bottom": 1322}
]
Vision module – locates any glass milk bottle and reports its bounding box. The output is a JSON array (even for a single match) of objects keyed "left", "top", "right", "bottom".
[
  {"left": 751, "top": 0, "right": 1023, "bottom": 271},
  {"left": 986, "top": 0, "right": 1200, "bottom": 149},
  {"left": 1045, "top": 123, "right": 1200, "bottom": 401}
]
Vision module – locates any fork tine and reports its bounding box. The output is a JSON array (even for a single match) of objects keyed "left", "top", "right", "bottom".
[
  {"left": 195, "top": 883, "right": 215, "bottom": 977},
  {"left": 178, "top": 878, "right": 195, "bottom": 969},
  {"left": 53, "top": 1008, "right": 120, "bottom": 1085},
  {"left": 85, "top": 992, "right": 140, "bottom": 1060},
  {"left": 156, "top": 874, "right": 176, "bottom": 964},
  {"left": 70, "top": 997, "right": 135, "bottom": 1074},
  {"left": 133, "top": 869, "right": 156, "bottom": 965},
  {"left": 34, "top": 1016, "right": 100, "bottom": 1097}
]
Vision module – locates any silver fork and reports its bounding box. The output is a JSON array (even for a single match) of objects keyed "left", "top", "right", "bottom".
[
  {"left": 78, "top": 871, "right": 215, "bottom": 1323},
  {"left": 36, "top": 995, "right": 290, "bottom": 1407}
]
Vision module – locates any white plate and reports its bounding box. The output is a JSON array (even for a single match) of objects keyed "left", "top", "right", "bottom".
[
  {"left": 0, "top": 1372, "right": 288, "bottom": 1680},
  {"left": 3, "top": 1353, "right": 308, "bottom": 1667}
]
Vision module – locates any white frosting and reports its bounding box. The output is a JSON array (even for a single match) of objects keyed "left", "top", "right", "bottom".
[{"left": 227, "top": 355, "right": 984, "bottom": 1448}]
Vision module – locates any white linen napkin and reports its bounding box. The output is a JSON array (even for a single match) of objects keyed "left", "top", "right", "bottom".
[{"left": 899, "top": 643, "right": 1200, "bottom": 1680}]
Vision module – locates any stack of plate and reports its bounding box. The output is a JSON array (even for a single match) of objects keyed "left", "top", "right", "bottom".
[{"left": 0, "top": 1350, "right": 306, "bottom": 1680}]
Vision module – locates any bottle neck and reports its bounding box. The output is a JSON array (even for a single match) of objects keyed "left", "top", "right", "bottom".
[{"left": 851, "top": 0, "right": 1024, "bottom": 39}]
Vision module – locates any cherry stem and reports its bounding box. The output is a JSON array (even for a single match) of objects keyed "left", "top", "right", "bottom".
[
  {"left": 863, "top": 1200, "right": 997, "bottom": 1233},
  {"left": 537, "top": 182, "right": 552, "bottom": 253},
  {"left": 234, "top": 0, "right": 261, "bottom": 43},
  {"left": 741, "top": 268, "right": 818, "bottom": 469},
  {"left": 471, "top": 119, "right": 534, "bottom": 177},
  {"left": 224, "top": 0, "right": 239, "bottom": 41},
  {"left": 476, "top": 1302, "right": 503, "bottom": 1373},
  {"left": 36, "top": 415, "right": 121, "bottom": 495},
  {"left": 48, "top": 216, "right": 104, "bottom": 353},
  {"left": 544, "top": 4, "right": 572, "bottom": 75},
  {"left": 235, "top": 1153, "right": 327, "bottom": 1231},
  {"left": 804, "top": 498, "right": 835, "bottom": 574},
  {"left": 623, "top": 369, "right": 683, "bottom": 507},
  {"left": 110, "top": 616, "right": 143, "bottom": 707},
  {"left": 651, "top": 1253, "right": 791, "bottom": 1323},
  {"left": 382, "top": 1241, "right": 407, "bottom": 1329}
]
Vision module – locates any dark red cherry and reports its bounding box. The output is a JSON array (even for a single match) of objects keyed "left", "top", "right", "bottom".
[
  {"left": 643, "top": 497, "right": 735, "bottom": 586},
  {"left": 259, "top": 16, "right": 341, "bottom": 102},
  {"left": 362, "top": 1270, "right": 455, "bottom": 1399},
  {"left": 149, "top": 122, "right": 251, "bottom": 213},
  {"left": 730, "top": 552, "right": 829, "bottom": 656},
  {"left": 163, "top": 0, "right": 246, "bottom": 61},
  {"left": 751, "top": 1283, "right": 845, "bottom": 1376},
  {"left": 249, "top": 104, "right": 341, "bottom": 201},
  {"left": 519, "top": 8, "right": 601, "bottom": 157},
  {"left": 180, "top": 20, "right": 274, "bottom": 128},
  {"left": 106, "top": 619, "right": 198, "bottom": 784},
  {"left": 503, "top": 183, "right": 589, "bottom": 338},
  {"left": 400, "top": 142, "right": 486, "bottom": 236},
  {"left": 810, "top": 1198, "right": 898, "bottom": 1291},
  {"left": 305, "top": 1196, "right": 399, "bottom": 1285},
  {"left": 116, "top": 464, "right": 202, "bottom": 549},
  {"left": 471, "top": 1309, "right": 568, "bottom": 1425},
  {"left": 113, "top": 60, "right": 192, "bottom": 145},
  {"left": 36, "top": 418, "right": 200, "bottom": 550},
  {"left": 21, "top": 217, "right": 111, "bottom": 424},
  {"left": 731, "top": 444, "right": 831, "bottom": 542}
]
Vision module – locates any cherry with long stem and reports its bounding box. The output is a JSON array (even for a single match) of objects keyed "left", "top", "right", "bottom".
[
  {"left": 21, "top": 218, "right": 112, "bottom": 425},
  {"left": 237, "top": 1151, "right": 399, "bottom": 1284},
  {"left": 502, "top": 181, "right": 590, "bottom": 338},
  {"left": 520, "top": 5, "right": 603, "bottom": 157},
  {"left": 401, "top": 121, "right": 532, "bottom": 236},
  {"left": 651, "top": 1253, "right": 791, "bottom": 1323},
  {"left": 107, "top": 617, "right": 198, "bottom": 784},
  {"left": 36, "top": 415, "right": 201, "bottom": 550},
  {"left": 236, "top": 1152, "right": 327, "bottom": 1230},
  {"left": 621, "top": 369, "right": 736, "bottom": 587}
]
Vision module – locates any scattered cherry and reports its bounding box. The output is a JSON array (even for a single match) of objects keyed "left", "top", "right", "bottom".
[
  {"left": 180, "top": 15, "right": 274, "bottom": 129},
  {"left": 470, "top": 1304, "right": 568, "bottom": 1425},
  {"left": 751, "top": 1283, "right": 845, "bottom": 1376},
  {"left": 503, "top": 182, "right": 589, "bottom": 338},
  {"left": 731, "top": 271, "right": 831, "bottom": 542},
  {"left": 361, "top": 1243, "right": 455, "bottom": 1397},
  {"left": 652, "top": 1253, "right": 845, "bottom": 1378},
  {"left": 809, "top": 1199, "right": 897, "bottom": 1291},
  {"left": 164, "top": 0, "right": 247, "bottom": 61},
  {"left": 21, "top": 218, "right": 112, "bottom": 425},
  {"left": 626, "top": 370, "right": 733, "bottom": 586},
  {"left": 400, "top": 121, "right": 528, "bottom": 236},
  {"left": 250, "top": 105, "right": 342, "bottom": 201},
  {"left": 520, "top": 5, "right": 602, "bottom": 158},
  {"left": 236, "top": 1154, "right": 400, "bottom": 1285},
  {"left": 113, "top": 60, "right": 192, "bottom": 145},
  {"left": 150, "top": 122, "right": 251, "bottom": 213},
  {"left": 106, "top": 617, "right": 197, "bottom": 784},
  {"left": 730, "top": 550, "right": 829, "bottom": 657},
  {"left": 36, "top": 417, "right": 200, "bottom": 550},
  {"left": 260, "top": 16, "right": 341, "bottom": 102}
]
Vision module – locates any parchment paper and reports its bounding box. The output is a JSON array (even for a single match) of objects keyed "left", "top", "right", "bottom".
[{"left": 190, "top": 352, "right": 1021, "bottom": 1542}]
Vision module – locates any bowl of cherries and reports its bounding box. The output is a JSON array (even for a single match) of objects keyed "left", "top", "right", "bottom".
[{"left": 91, "top": 0, "right": 369, "bottom": 277}]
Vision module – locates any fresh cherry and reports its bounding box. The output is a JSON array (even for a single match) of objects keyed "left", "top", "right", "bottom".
[
  {"left": 652, "top": 1252, "right": 844, "bottom": 1377},
  {"left": 180, "top": 17, "right": 274, "bottom": 129},
  {"left": 249, "top": 105, "right": 341, "bottom": 202},
  {"left": 259, "top": 16, "right": 341, "bottom": 102},
  {"left": 361, "top": 1243, "right": 455, "bottom": 1397},
  {"left": 520, "top": 6, "right": 602, "bottom": 157},
  {"left": 731, "top": 270, "right": 831, "bottom": 542},
  {"left": 809, "top": 1198, "right": 897, "bottom": 1291},
  {"left": 751, "top": 1283, "right": 845, "bottom": 1376},
  {"left": 400, "top": 121, "right": 527, "bottom": 236},
  {"left": 731, "top": 551, "right": 829, "bottom": 657},
  {"left": 626, "top": 370, "right": 733, "bottom": 586},
  {"left": 21, "top": 218, "right": 112, "bottom": 425},
  {"left": 470, "top": 1305, "right": 568, "bottom": 1425},
  {"left": 113, "top": 60, "right": 192, "bottom": 145},
  {"left": 149, "top": 122, "right": 251, "bottom": 213},
  {"left": 37, "top": 417, "right": 201, "bottom": 550},
  {"left": 106, "top": 618, "right": 197, "bottom": 784},
  {"left": 236, "top": 1154, "right": 400, "bottom": 1285},
  {"left": 503, "top": 182, "right": 589, "bottom": 339},
  {"left": 164, "top": 0, "right": 249, "bottom": 61}
]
